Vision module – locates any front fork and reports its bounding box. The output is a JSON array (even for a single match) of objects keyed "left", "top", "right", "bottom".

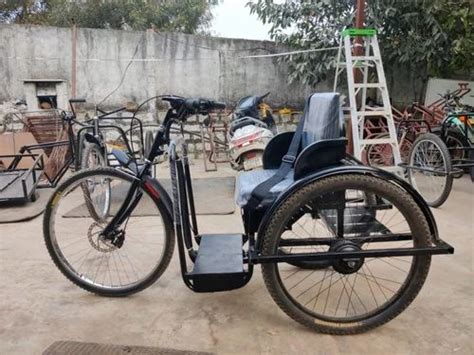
[{"left": 100, "top": 163, "right": 151, "bottom": 245}]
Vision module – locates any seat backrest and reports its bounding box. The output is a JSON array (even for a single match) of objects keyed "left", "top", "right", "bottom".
[{"left": 301, "top": 93, "right": 344, "bottom": 149}]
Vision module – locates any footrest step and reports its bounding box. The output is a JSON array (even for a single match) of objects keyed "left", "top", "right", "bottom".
[
  {"left": 193, "top": 234, "right": 244, "bottom": 274},
  {"left": 188, "top": 234, "right": 248, "bottom": 292}
]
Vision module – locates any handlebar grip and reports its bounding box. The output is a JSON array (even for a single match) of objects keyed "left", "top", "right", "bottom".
[
  {"left": 211, "top": 101, "right": 226, "bottom": 110},
  {"left": 69, "top": 98, "right": 86, "bottom": 103},
  {"left": 184, "top": 98, "right": 226, "bottom": 112},
  {"left": 184, "top": 98, "right": 202, "bottom": 110}
]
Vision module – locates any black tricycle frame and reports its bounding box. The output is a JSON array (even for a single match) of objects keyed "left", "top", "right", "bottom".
[{"left": 100, "top": 95, "right": 453, "bottom": 293}]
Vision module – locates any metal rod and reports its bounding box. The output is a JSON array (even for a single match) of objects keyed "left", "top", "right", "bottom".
[
  {"left": 252, "top": 242, "right": 454, "bottom": 264},
  {"left": 399, "top": 164, "right": 450, "bottom": 175},
  {"left": 345, "top": 0, "right": 367, "bottom": 155},
  {"left": 278, "top": 233, "right": 413, "bottom": 247},
  {"left": 71, "top": 22, "right": 77, "bottom": 97}
]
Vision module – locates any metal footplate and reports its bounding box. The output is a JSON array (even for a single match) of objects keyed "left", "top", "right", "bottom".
[{"left": 187, "top": 234, "right": 248, "bottom": 292}]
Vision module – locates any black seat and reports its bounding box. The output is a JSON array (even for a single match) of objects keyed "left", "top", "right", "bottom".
[{"left": 235, "top": 92, "right": 345, "bottom": 207}]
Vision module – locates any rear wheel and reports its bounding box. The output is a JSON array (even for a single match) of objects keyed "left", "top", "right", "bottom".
[
  {"left": 43, "top": 167, "right": 175, "bottom": 296},
  {"left": 407, "top": 133, "right": 452, "bottom": 207},
  {"left": 261, "top": 174, "right": 431, "bottom": 334},
  {"left": 365, "top": 133, "right": 413, "bottom": 166}
]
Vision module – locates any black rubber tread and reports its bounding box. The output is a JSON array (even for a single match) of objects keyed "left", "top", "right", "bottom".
[
  {"left": 261, "top": 174, "right": 432, "bottom": 335},
  {"left": 408, "top": 133, "right": 453, "bottom": 207},
  {"left": 43, "top": 167, "right": 175, "bottom": 297},
  {"left": 30, "top": 191, "right": 38, "bottom": 202},
  {"left": 144, "top": 130, "right": 154, "bottom": 158}
]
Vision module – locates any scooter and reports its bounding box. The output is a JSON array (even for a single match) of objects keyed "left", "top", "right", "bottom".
[{"left": 228, "top": 92, "right": 277, "bottom": 171}]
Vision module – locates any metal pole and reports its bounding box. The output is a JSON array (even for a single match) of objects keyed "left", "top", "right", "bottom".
[
  {"left": 347, "top": 0, "right": 366, "bottom": 155},
  {"left": 71, "top": 21, "right": 77, "bottom": 98},
  {"left": 355, "top": 0, "right": 366, "bottom": 32}
]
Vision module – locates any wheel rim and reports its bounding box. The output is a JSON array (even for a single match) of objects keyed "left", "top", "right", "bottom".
[
  {"left": 83, "top": 174, "right": 111, "bottom": 221},
  {"left": 445, "top": 134, "right": 466, "bottom": 162},
  {"left": 409, "top": 138, "right": 448, "bottom": 204},
  {"left": 82, "top": 145, "right": 109, "bottom": 220},
  {"left": 273, "top": 185, "right": 420, "bottom": 322},
  {"left": 48, "top": 172, "right": 168, "bottom": 291},
  {"left": 366, "top": 134, "right": 412, "bottom": 167},
  {"left": 86, "top": 144, "right": 106, "bottom": 168}
]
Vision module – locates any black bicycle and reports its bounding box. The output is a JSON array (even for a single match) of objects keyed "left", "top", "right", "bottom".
[
  {"left": 71, "top": 99, "right": 146, "bottom": 171},
  {"left": 43, "top": 93, "right": 453, "bottom": 334}
]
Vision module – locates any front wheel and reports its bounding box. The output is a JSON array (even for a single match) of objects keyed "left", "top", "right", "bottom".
[
  {"left": 407, "top": 133, "right": 452, "bottom": 207},
  {"left": 81, "top": 142, "right": 107, "bottom": 169},
  {"left": 43, "top": 167, "right": 175, "bottom": 296},
  {"left": 261, "top": 174, "right": 431, "bottom": 334}
]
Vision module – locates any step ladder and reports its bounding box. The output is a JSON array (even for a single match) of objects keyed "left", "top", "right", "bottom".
[{"left": 333, "top": 28, "right": 404, "bottom": 177}]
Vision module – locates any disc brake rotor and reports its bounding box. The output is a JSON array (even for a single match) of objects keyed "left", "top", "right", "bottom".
[{"left": 87, "top": 222, "right": 117, "bottom": 253}]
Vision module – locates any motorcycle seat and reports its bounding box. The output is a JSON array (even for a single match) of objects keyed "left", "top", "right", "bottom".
[{"left": 235, "top": 92, "right": 344, "bottom": 208}]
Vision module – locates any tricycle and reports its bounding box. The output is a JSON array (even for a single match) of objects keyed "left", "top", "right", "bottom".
[
  {"left": 0, "top": 98, "right": 147, "bottom": 204},
  {"left": 404, "top": 91, "right": 474, "bottom": 207},
  {"left": 43, "top": 93, "right": 453, "bottom": 334}
]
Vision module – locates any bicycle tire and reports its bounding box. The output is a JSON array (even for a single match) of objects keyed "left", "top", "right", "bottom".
[
  {"left": 407, "top": 133, "right": 453, "bottom": 207},
  {"left": 80, "top": 143, "right": 110, "bottom": 221},
  {"left": 261, "top": 174, "right": 432, "bottom": 334},
  {"left": 144, "top": 130, "right": 154, "bottom": 158},
  {"left": 43, "top": 167, "right": 175, "bottom": 296},
  {"left": 81, "top": 142, "right": 107, "bottom": 169}
]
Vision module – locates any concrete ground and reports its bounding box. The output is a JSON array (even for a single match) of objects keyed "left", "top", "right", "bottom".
[{"left": 0, "top": 161, "right": 473, "bottom": 354}]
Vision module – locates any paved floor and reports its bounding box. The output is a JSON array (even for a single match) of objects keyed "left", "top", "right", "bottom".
[{"left": 0, "top": 162, "right": 472, "bottom": 354}]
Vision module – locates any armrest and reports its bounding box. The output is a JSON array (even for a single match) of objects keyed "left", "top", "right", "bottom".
[
  {"left": 294, "top": 138, "right": 347, "bottom": 179},
  {"left": 262, "top": 131, "right": 295, "bottom": 169}
]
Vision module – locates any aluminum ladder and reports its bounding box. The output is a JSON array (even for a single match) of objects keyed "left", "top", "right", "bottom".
[{"left": 334, "top": 28, "right": 403, "bottom": 177}]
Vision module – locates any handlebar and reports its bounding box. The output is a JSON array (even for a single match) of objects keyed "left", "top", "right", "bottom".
[{"left": 184, "top": 98, "right": 226, "bottom": 113}]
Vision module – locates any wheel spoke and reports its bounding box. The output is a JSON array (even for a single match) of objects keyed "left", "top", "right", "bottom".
[
  {"left": 45, "top": 170, "right": 171, "bottom": 294},
  {"left": 267, "top": 175, "right": 428, "bottom": 328}
]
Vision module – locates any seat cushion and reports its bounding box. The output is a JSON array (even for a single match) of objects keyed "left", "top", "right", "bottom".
[{"left": 235, "top": 169, "right": 294, "bottom": 207}]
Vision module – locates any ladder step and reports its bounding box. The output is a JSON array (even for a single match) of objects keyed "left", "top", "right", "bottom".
[
  {"left": 361, "top": 138, "right": 397, "bottom": 145},
  {"left": 337, "top": 63, "right": 372, "bottom": 68},
  {"left": 188, "top": 234, "right": 248, "bottom": 292},
  {"left": 351, "top": 56, "right": 380, "bottom": 61},
  {"left": 354, "top": 83, "right": 385, "bottom": 88},
  {"left": 356, "top": 111, "right": 390, "bottom": 117}
]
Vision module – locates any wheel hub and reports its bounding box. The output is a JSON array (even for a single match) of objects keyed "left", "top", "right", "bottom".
[
  {"left": 87, "top": 222, "right": 118, "bottom": 253},
  {"left": 330, "top": 240, "right": 364, "bottom": 274}
]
